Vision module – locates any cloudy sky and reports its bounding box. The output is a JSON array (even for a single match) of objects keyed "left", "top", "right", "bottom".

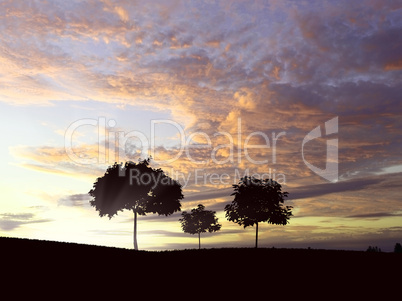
[{"left": 1, "top": 0, "right": 401, "bottom": 251}]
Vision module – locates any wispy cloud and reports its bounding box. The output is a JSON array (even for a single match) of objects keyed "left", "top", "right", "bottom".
[
  {"left": 58, "top": 194, "right": 91, "bottom": 207},
  {"left": 0, "top": 213, "right": 52, "bottom": 231},
  {"left": 346, "top": 212, "right": 402, "bottom": 219}
]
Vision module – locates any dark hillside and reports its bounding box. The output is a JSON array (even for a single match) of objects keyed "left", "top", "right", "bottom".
[{"left": 1, "top": 236, "right": 400, "bottom": 290}]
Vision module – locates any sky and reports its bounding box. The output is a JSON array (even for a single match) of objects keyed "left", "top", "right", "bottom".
[{"left": 1, "top": 0, "right": 401, "bottom": 251}]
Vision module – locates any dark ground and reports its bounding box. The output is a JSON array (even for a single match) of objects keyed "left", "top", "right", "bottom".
[{"left": 1, "top": 236, "right": 400, "bottom": 294}]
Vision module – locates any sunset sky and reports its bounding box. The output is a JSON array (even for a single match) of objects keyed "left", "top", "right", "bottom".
[{"left": 1, "top": 0, "right": 401, "bottom": 251}]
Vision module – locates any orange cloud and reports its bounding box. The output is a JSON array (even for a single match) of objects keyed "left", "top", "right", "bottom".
[
  {"left": 385, "top": 60, "right": 402, "bottom": 71},
  {"left": 114, "top": 6, "right": 129, "bottom": 22}
]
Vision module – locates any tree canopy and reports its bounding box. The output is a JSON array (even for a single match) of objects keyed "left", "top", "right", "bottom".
[
  {"left": 88, "top": 158, "right": 183, "bottom": 249},
  {"left": 179, "top": 204, "right": 221, "bottom": 249},
  {"left": 224, "top": 176, "right": 292, "bottom": 247}
]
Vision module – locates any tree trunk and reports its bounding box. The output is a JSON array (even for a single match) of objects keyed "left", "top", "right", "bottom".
[
  {"left": 255, "top": 222, "right": 259, "bottom": 248},
  {"left": 133, "top": 211, "right": 138, "bottom": 250},
  {"left": 198, "top": 232, "right": 201, "bottom": 250}
]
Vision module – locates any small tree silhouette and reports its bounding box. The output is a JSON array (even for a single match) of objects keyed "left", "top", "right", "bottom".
[
  {"left": 179, "top": 204, "right": 221, "bottom": 249},
  {"left": 366, "top": 246, "right": 382, "bottom": 252},
  {"left": 395, "top": 243, "right": 402, "bottom": 253},
  {"left": 224, "top": 176, "right": 292, "bottom": 248},
  {"left": 88, "top": 159, "right": 183, "bottom": 250}
]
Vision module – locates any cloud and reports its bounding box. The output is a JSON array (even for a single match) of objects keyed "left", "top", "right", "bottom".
[
  {"left": 290, "top": 1, "right": 402, "bottom": 84},
  {"left": 58, "top": 194, "right": 91, "bottom": 207},
  {"left": 290, "top": 177, "right": 384, "bottom": 200},
  {"left": 184, "top": 188, "right": 233, "bottom": 203},
  {"left": 10, "top": 144, "right": 108, "bottom": 179},
  {"left": 1, "top": 0, "right": 401, "bottom": 157},
  {"left": 290, "top": 172, "right": 402, "bottom": 219},
  {"left": 346, "top": 212, "right": 402, "bottom": 219},
  {"left": 0, "top": 213, "right": 52, "bottom": 231},
  {"left": 113, "top": 6, "right": 129, "bottom": 23}
]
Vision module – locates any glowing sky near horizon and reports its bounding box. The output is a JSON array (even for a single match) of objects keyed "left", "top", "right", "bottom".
[{"left": 1, "top": 0, "right": 402, "bottom": 251}]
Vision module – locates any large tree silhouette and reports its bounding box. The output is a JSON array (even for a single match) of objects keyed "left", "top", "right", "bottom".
[
  {"left": 179, "top": 204, "right": 221, "bottom": 249},
  {"left": 224, "top": 176, "right": 292, "bottom": 248},
  {"left": 88, "top": 159, "right": 183, "bottom": 250}
]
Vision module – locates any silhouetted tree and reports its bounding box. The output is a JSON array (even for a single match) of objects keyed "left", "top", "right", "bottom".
[
  {"left": 224, "top": 177, "right": 292, "bottom": 248},
  {"left": 179, "top": 204, "right": 221, "bottom": 249},
  {"left": 88, "top": 159, "right": 183, "bottom": 250},
  {"left": 394, "top": 243, "right": 402, "bottom": 253},
  {"left": 366, "top": 246, "right": 382, "bottom": 252}
]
